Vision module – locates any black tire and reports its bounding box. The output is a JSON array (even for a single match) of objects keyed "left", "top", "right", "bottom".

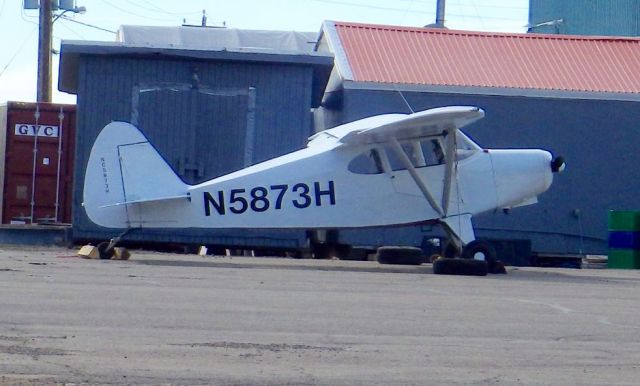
[
  {"left": 312, "top": 243, "right": 332, "bottom": 259},
  {"left": 312, "top": 243, "right": 352, "bottom": 260},
  {"left": 442, "top": 240, "right": 460, "bottom": 258},
  {"left": 433, "top": 258, "right": 488, "bottom": 276},
  {"left": 490, "top": 260, "right": 507, "bottom": 274},
  {"left": 461, "top": 240, "right": 497, "bottom": 266},
  {"left": 97, "top": 241, "right": 115, "bottom": 260},
  {"left": 376, "top": 246, "right": 424, "bottom": 265}
]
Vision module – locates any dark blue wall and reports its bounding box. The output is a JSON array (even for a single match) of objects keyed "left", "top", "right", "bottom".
[
  {"left": 73, "top": 55, "right": 316, "bottom": 247},
  {"left": 528, "top": 0, "right": 640, "bottom": 36},
  {"left": 331, "top": 89, "right": 640, "bottom": 254}
]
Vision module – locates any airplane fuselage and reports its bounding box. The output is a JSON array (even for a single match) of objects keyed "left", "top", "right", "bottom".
[
  {"left": 83, "top": 106, "right": 559, "bottom": 250},
  {"left": 119, "top": 136, "right": 553, "bottom": 229}
]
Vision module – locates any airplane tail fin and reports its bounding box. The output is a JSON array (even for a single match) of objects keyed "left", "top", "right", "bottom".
[{"left": 83, "top": 121, "right": 190, "bottom": 228}]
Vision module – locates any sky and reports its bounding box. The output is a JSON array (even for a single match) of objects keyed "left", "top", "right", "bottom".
[{"left": 0, "top": 0, "right": 529, "bottom": 104}]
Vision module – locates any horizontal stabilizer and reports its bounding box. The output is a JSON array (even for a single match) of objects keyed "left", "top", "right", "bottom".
[{"left": 99, "top": 193, "right": 191, "bottom": 208}]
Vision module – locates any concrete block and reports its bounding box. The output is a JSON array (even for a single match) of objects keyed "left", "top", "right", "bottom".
[{"left": 78, "top": 245, "right": 99, "bottom": 259}]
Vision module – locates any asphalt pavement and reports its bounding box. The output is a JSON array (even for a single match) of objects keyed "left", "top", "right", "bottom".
[{"left": 1, "top": 246, "right": 639, "bottom": 385}]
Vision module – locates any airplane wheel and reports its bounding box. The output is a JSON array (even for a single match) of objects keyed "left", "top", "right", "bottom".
[
  {"left": 462, "top": 240, "right": 498, "bottom": 272},
  {"left": 433, "top": 258, "right": 488, "bottom": 276},
  {"left": 97, "top": 241, "right": 115, "bottom": 260},
  {"left": 461, "top": 240, "right": 497, "bottom": 266},
  {"left": 376, "top": 246, "right": 424, "bottom": 265},
  {"left": 442, "top": 240, "right": 460, "bottom": 258}
]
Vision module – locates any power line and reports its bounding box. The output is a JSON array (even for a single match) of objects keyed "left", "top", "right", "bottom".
[
  {"left": 21, "top": 7, "right": 39, "bottom": 25},
  {"left": 307, "top": 0, "right": 527, "bottom": 23},
  {"left": 449, "top": 1, "right": 527, "bottom": 11},
  {"left": 466, "top": 0, "right": 487, "bottom": 30},
  {"left": 59, "top": 15, "right": 117, "bottom": 34},
  {"left": 0, "top": 25, "right": 38, "bottom": 79},
  {"left": 399, "top": 0, "right": 418, "bottom": 24},
  {"left": 56, "top": 18, "right": 85, "bottom": 39},
  {"left": 309, "top": 0, "right": 433, "bottom": 14},
  {"left": 101, "top": 0, "right": 181, "bottom": 22},
  {"left": 123, "top": 0, "right": 201, "bottom": 16},
  {"left": 446, "top": 11, "right": 525, "bottom": 22}
]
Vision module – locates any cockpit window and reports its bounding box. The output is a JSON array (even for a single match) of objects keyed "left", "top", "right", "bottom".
[
  {"left": 349, "top": 133, "right": 480, "bottom": 175},
  {"left": 384, "top": 140, "right": 445, "bottom": 171},
  {"left": 420, "top": 139, "right": 446, "bottom": 166},
  {"left": 348, "top": 148, "right": 384, "bottom": 174}
]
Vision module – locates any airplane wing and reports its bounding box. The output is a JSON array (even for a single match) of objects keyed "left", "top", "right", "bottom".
[
  {"left": 336, "top": 106, "right": 485, "bottom": 221},
  {"left": 338, "top": 106, "right": 484, "bottom": 146}
]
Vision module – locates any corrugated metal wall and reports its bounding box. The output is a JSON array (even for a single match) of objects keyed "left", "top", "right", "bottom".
[
  {"left": 132, "top": 84, "right": 255, "bottom": 181},
  {"left": 529, "top": 0, "right": 640, "bottom": 36},
  {"left": 74, "top": 55, "right": 314, "bottom": 247},
  {"left": 328, "top": 88, "right": 640, "bottom": 255}
]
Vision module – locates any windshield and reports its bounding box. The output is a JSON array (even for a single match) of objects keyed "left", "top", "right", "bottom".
[
  {"left": 457, "top": 131, "right": 481, "bottom": 151},
  {"left": 348, "top": 132, "right": 482, "bottom": 175}
]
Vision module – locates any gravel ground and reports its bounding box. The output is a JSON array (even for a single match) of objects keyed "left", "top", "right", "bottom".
[{"left": 1, "top": 246, "right": 639, "bottom": 385}]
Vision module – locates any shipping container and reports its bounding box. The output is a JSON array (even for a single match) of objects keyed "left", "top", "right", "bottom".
[{"left": 0, "top": 101, "right": 76, "bottom": 224}]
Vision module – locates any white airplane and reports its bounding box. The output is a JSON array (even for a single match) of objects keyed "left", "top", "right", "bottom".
[{"left": 83, "top": 106, "right": 564, "bottom": 262}]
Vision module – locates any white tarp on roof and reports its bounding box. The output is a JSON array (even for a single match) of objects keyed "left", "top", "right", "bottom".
[{"left": 117, "top": 25, "right": 318, "bottom": 53}]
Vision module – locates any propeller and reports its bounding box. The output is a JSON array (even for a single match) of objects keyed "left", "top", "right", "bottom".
[{"left": 551, "top": 156, "right": 565, "bottom": 173}]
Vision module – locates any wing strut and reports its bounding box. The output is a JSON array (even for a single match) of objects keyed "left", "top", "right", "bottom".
[
  {"left": 388, "top": 138, "right": 444, "bottom": 217},
  {"left": 441, "top": 129, "right": 457, "bottom": 215}
]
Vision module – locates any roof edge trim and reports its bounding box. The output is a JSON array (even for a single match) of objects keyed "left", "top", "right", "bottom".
[
  {"left": 332, "top": 20, "right": 640, "bottom": 42},
  {"left": 343, "top": 81, "right": 640, "bottom": 102},
  {"left": 321, "top": 21, "right": 354, "bottom": 81}
]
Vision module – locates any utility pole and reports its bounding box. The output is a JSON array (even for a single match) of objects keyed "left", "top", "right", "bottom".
[{"left": 37, "top": 0, "right": 53, "bottom": 103}]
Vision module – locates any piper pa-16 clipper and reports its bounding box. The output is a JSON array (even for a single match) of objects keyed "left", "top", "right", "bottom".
[{"left": 83, "top": 106, "right": 564, "bottom": 264}]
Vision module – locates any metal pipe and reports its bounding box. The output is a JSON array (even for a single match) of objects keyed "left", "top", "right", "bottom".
[
  {"left": 30, "top": 105, "right": 41, "bottom": 223},
  {"left": 435, "top": 0, "right": 446, "bottom": 27}
]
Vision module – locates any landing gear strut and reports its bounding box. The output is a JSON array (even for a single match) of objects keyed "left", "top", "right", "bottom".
[
  {"left": 96, "top": 228, "right": 137, "bottom": 259},
  {"left": 434, "top": 218, "right": 501, "bottom": 275}
]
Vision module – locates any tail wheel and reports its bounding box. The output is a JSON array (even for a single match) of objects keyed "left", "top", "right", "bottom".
[
  {"left": 97, "top": 241, "right": 115, "bottom": 260},
  {"left": 461, "top": 240, "right": 497, "bottom": 267}
]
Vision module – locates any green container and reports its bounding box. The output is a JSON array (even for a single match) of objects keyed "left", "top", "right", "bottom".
[
  {"left": 608, "top": 249, "right": 640, "bottom": 269},
  {"left": 608, "top": 211, "right": 640, "bottom": 231}
]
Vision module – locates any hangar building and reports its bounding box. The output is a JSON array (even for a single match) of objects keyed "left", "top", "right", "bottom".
[
  {"left": 315, "top": 21, "right": 640, "bottom": 255},
  {"left": 59, "top": 21, "right": 640, "bottom": 257},
  {"left": 59, "top": 26, "right": 333, "bottom": 250}
]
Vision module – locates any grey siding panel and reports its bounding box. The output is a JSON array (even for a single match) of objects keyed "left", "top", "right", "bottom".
[
  {"left": 529, "top": 0, "right": 640, "bottom": 36},
  {"left": 332, "top": 89, "right": 640, "bottom": 255},
  {"left": 73, "top": 55, "right": 314, "bottom": 247},
  {"left": 134, "top": 85, "right": 252, "bottom": 182}
]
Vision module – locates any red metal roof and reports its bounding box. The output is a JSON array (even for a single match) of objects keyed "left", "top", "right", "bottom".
[{"left": 332, "top": 21, "right": 640, "bottom": 94}]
